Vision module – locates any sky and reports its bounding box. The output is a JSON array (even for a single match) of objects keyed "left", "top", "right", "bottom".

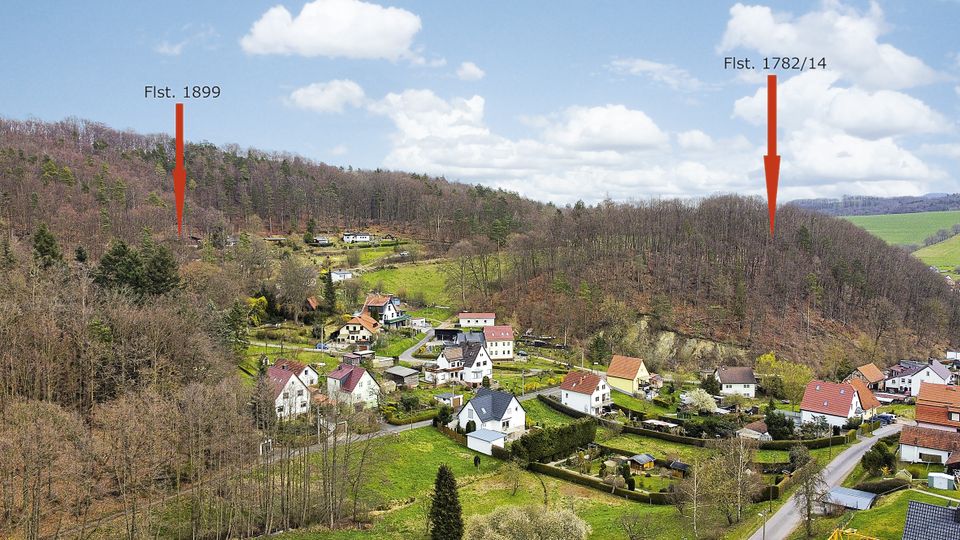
[{"left": 1, "top": 0, "right": 959, "bottom": 205}]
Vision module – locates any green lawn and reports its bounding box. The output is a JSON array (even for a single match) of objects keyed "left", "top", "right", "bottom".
[
  {"left": 754, "top": 442, "right": 853, "bottom": 464},
  {"left": 610, "top": 391, "right": 676, "bottom": 417},
  {"left": 407, "top": 306, "right": 455, "bottom": 324},
  {"left": 878, "top": 403, "right": 915, "bottom": 420},
  {"left": 359, "top": 262, "right": 449, "bottom": 305},
  {"left": 494, "top": 369, "right": 563, "bottom": 394},
  {"left": 603, "top": 432, "right": 713, "bottom": 462},
  {"left": 522, "top": 398, "right": 577, "bottom": 427},
  {"left": 375, "top": 332, "right": 425, "bottom": 357},
  {"left": 845, "top": 210, "right": 960, "bottom": 245},
  {"left": 914, "top": 234, "right": 960, "bottom": 276},
  {"left": 241, "top": 344, "right": 339, "bottom": 381},
  {"left": 787, "top": 489, "right": 951, "bottom": 540}
]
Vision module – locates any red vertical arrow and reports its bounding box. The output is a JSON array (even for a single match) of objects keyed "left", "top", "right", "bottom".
[
  {"left": 763, "top": 75, "right": 780, "bottom": 236},
  {"left": 173, "top": 103, "right": 186, "bottom": 237}
]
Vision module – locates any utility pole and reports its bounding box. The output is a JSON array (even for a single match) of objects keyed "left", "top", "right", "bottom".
[{"left": 521, "top": 369, "right": 525, "bottom": 396}]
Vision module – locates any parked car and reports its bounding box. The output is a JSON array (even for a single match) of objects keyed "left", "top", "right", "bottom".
[
  {"left": 315, "top": 342, "right": 330, "bottom": 351},
  {"left": 517, "top": 350, "right": 529, "bottom": 357}
]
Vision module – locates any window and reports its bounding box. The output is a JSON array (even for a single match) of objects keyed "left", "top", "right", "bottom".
[
  {"left": 297, "top": 390, "right": 304, "bottom": 397},
  {"left": 283, "top": 392, "right": 289, "bottom": 399},
  {"left": 468, "top": 409, "right": 473, "bottom": 419},
  {"left": 502, "top": 420, "right": 510, "bottom": 429},
  {"left": 725, "top": 384, "right": 732, "bottom": 389},
  {"left": 277, "top": 406, "right": 284, "bottom": 413}
]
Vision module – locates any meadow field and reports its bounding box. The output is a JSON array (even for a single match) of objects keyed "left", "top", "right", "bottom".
[{"left": 844, "top": 210, "right": 960, "bottom": 245}]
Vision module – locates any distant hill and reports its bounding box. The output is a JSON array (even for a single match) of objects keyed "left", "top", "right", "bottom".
[
  {"left": 790, "top": 194, "right": 960, "bottom": 216},
  {"left": 844, "top": 211, "right": 960, "bottom": 246}
]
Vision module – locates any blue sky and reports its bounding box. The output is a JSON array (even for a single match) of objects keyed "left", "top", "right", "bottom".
[{"left": 1, "top": 0, "right": 959, "bottom": 204}]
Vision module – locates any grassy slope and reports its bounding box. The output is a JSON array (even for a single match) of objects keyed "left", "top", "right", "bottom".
[
  {"left": 522, "top": 398, "right": 577, "bottom": 427},
  {"left": 786, "top": 489, "right": 951, "bottom": 540},
  {"left": 844, "top": 210, "right": 960, "bottom": 245},
  {"left": 359, "top": 262, "right": 449, "bottom": 305},
  {"left": 913, "top": 233, "right": 960, "bottom": 274}
]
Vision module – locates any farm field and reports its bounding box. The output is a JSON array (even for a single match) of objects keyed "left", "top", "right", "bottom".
[
  {"left": 844, "top": 210, "right": 960, "bottom": 245},
  {"left": 913, "top": 233, "right": 960, "bottom": 275},
  {"left": 359, "top": 262, "right": 449, "bottom": 305}
]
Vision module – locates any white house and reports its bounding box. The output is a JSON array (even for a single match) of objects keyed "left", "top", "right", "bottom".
[
  {"left": 273, "top": 359, "right": 320, "bottom": 387},
  {"left": 899, "top": 425, "right": 960, "bottom": 466},
  {"left": 884, "top": 360, "right": 952, "bottom": 396},
  {"left": 342, "top": 232, "right": 372, "bottom": 243},
  {"left": 799, "top": 380, "right": 862, "bottom": 428},
  {"left": 714, "top": 366, "right": 757, "bottom": 398},
  {"left": 331, "top": 269, "right": 353, "bottom": 283},
  {"left": 326, "top": 364, "right": 380, "bottom": 408},
  {"left": 737, "top": 420, "right": 772, "bottom": 441},
  {"left": 362, "top": 294, "right": 409, "bottom": 329},
  {"left": 424, "top": 342, "right": 493, "bottom": 387},
  {"left": 466, "top": 429, "right": 506, "bottom": 456},
  {"left": 267, "top": 366, "right": 311, "bottom": 419},
  {"left": 335, "top": 314, "right": 380, "bottom": 344},
  {"left": 559, "top": 371, "right": 611, "bottom": 416},
  {"left": 453, "top": 387, "right": 526, "bottom": 440},
  {"left": 483, "top": 325, "right": 514, "bottom": 360},
  {"left": 458, "top": 312, "right": 496, "bottom": 327}
]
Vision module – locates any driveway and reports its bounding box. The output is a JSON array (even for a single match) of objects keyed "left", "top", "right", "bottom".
[
  {"left": 399, "top": 328, "right": 434, "bottom": 363},
  {"left": 747, "top": 423, "right": 903, "bottom": 540}
]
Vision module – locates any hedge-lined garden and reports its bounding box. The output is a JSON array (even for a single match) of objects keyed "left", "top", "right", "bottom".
[{"left": 510, "top": 417, "right": 597, "bottom": 463}]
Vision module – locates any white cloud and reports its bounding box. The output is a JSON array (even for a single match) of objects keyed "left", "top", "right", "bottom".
[
  {"left": 787, "top": 125, "right": 936, "bottom": 182},
  {"left": 733, "top": 70, "right": 948, "bottom": 138},
  {"left": 719, "top": 2, "right": 938, "bottom": 89},
  {"left": 677, "top": 130, "right": 715, "bottom": 152},
  {"left": 329, "top": 144, "right": 349, "bottom": 156},
  {"left": 608, "top": 58, "right": 707, "bottom": 92},
  {"left": 289, "top": 80, "right": 366, "bottom": 113},
  {"left": 456, "top": 61, "right": 485, "bottom": 81},
  {"left": 542, "top": 105, "right": 669, "bottom": 150},
  {"left": 240, "top": 0, "right": 422, "bottom": 61},
  {"left": 156, "top": 24, "right": 218, "bottom": 56}
]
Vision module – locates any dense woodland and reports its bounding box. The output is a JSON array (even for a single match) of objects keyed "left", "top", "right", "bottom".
[{"left": 1, "top": 116, "right": 958, "bottom": 537}]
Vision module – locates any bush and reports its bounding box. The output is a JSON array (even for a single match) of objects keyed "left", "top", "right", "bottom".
[
  {"left": 861, "top": 440, "right": 896, "bottom": 476},
  {"left": 852, "top": 478, "right": 909, "bottom": 494},
  {"left": 384, "top": 408, "right": 438, "bottom": 425},
  {"left": 626, "top": 476, "right": 636, "bottom": 491},
  {"left": 400, "top": 394, "right": 420, "bottom": 412},
  {"left": 465, "top": 420, "right": 476, "bottom": 434},
  {"left": 511, "top": 417, "right": 597, "bottom": 463}
]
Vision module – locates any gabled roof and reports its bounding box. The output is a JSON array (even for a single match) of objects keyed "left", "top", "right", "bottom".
[
  {"left": 715, "top": 366, "right": 756, "bottom": 385},
  {"left": 363, "top": 294, "right": 392, "bottom": 308},
  {"left": 483, "top": 325, "right": 514, "bottom": 341},
  {"left": 902, "top": 500, "right": 960, "bottom": 540},
  {"left": 929, "top": 360, "right": 953, "bottom": 381},
  {"left": 629, "top": 454, "right": 656, "bottom": 465},
  {"left": 799, "top": 380, "right": 857, "bottom": 418},
  {"left": 468, "top": 428, "right": 506, "bottom": 443},
  {"left": 305, "top": 296, "right": 320, "bottom": 310},
  {"left": 916, "top": 382, "right": 960, "bottom": 428},
  {"left": 345, "top": 314, "right": 380, "bottom": 334},
  {"left": 328, "top": 364, "right": 371, "bottom": 392},
  {"left": 463, "top": 387, "right": 519, "bottom": 422},
  {"left": 855, "top": 362, "right": 885, "bottom": 383},
  {"left": 460, "top": 342, "right": 486, "bottom": 368},
  {"left": 274, "top": 358, "right": 309, "bottom": 375},
  {"left": 266, "top": 366, "right": 297, "bottom": 400},
  {"left": 459, "top": 312, "right": 495, "bottom": 319},
  {"left": 384, "top": 365, "right": 418, "bottom": 377},
  {"left": 607, "top": 355, "right": 646, "bottom": 380},
  {"left": 560, "top": 371, "right": 603, "bottom": 395},
  {"left": 848, "top": 378, "right": 881, "bottom": 410},
  {"left": 442, "top": 346, "right": 464, "bottom": 362},
  {"left": 900, "top": 425, "right": 960, "bottom": 453},
  {"left": 741, "top": 420, "right": 768, "bottom": 434}
]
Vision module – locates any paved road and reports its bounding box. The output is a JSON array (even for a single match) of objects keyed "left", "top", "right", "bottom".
[
  {"left": 747, "top": 423, "right": 903, "bottom": 540},
  {"left": 399, "top": 329, "right": 434, "bottom": 362}
]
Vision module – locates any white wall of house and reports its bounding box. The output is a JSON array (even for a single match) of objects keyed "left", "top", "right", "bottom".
[
  {"left": 900, "top": 443, "right": 951, "bottom": 464},
  {"left": 486, "top": 339, "right": 514, "bottom": 360},
  {"left": 459, "top": 316, "right": 495, "bottom": 327},
  {"left": 275, "top": 376, "right": 310, "bottom": 418},
  {"left": 299, "top": 366, "right": 320, "bottom": 386},
  {"left": 737, "top": 428, "right": 772, "bottom": 441},
  {"left": 917, "top": 421, "right": 960, "bottom": 432},
  {"left": 800, "top": 410, "right": 850, "bottom": 428},
  {"left": 331, "top": 271, "right": 353, "bottom": 283},
  {"left": 455, "top": 397, "right": 526, "bottom": 439},
  {"left": 561, "top": 382, "right": 610, "bottom": 416},
  {"left": 462, "top": 348, "right": 494, "bottom": 385},
  {"left": 718, "top": 382, "right": 757, "bottom": 398},
  {"left": 884, "top": 367, "right": 951, "bottom": 396},
  {"left": 467, "top": 435, "right": 504, "bottom": 456},
  {"left": 337, "top": 323, "right": 374, "bottom": 343},
  {"left": 327, "top": 371, "right": 380, "bottom": 408}
]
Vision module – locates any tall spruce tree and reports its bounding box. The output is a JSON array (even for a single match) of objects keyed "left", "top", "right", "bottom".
[
  {"left": 323, "top": 270, "right": 337, "bottom": 315},
  {"left": 93, "top": 240, "right": 144, "bottom": 291},
  {"left": 429, "top": 464, "right": 463, "bottom": 540},
  {"left": 32, "top": 222, "right": 62, "bottom": 269},
  {"left": 140, "top": 236, "right": 180, "bottom": 295}
]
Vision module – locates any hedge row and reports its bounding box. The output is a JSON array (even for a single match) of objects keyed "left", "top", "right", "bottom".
[
  {"left": 757, "top": 430, "right": 855, "bottom": 450},
  {"left": 852, "top": 478, "right": 910, "bottom": 495},
  {"left": 384, "top": 408, "right": 438, "bottom": 426},
  {"left": 511, "top": 415, "right": 597, "bottom": 463},
  {"left": 528, "top": 462, "right": 674, "bottom": 504}
]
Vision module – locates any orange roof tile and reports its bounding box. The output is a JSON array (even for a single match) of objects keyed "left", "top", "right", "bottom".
[
  {"left": 849, "top": 378, "right": 881, "bottom": 410},
  {"left": 560, "top": 371, "right": 603, "bottom": 395},
  {"left": 607, "top": 355, "right": 645, "bottom": 380},
  {"left": 800, "top": 380, "right": 857, "bottom": 418},
  {"left": 900, "top": 425, "right": 960, "bottom": 453},
  {"left": 855, "top": 363, "right": 885, "bottom": 384}
]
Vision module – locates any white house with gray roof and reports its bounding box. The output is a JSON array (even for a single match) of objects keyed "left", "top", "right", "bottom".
[
  {"left": 424, "top": 342, "right": 493, "bottom": 387},
  {"left": 451, "top": 387, "right": 526, "bottom": 440},
  {"left": 884, "top": 360, "right": 952, "bottom": 396}
]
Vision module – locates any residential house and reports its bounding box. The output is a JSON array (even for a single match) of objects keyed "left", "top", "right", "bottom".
[
  {"left": 848, "top": 378, "right": 880, "bottom": 420},
  {"left": 312, "top": 236, "right": 332, "bottom": 246},
  {"left": 362, "top": 294, "right": 409, "bottom": 329},
  {"left": 326, "top": 364, "right": 380, "bottom": 408},
  {"left": 434, "top": 392, "right": 464, "bottom": 409},
  {"left": 884, "top": 360, "right": 953, "bottom": 396},
  {"left": 342, "top": 232, "right": 372, "bottom": 243},
  {"left": 902, "top": 500, "right": 960, "bottom": 540},
  {"left": 424, "top": 342, "right": 493, "bottom": 387},
  {"left": 331, "top": 269, "right": 353, "bottom": 283},
  {"left": 899, "top": 425, "right": 960, "bottom": 470},
  {"left": 916, "top": 382, "right": 960, "bottom": 432},
  {"left": 560, "top": 371, "right": 611, "bottom": 416},
  {"left": 383, "top": 365, "right": 419, "bottom": 388},
  {"left": 267, "top": 366, "right": 311, "bottom": 419},
  {"left": 304, "top": 296, "right": 321, "bottom": 314},
  {"left": 466, "top": 429, "right": 506, "bottom": 456},
  {"left": 334, "top": 314, "right": 380, "bottom": 344},
  {"left": 483, "top": 325, "right": 515, "bottom": 360},
  {"left": 452, "top": 387, "right": 526, "bottom": 440},
  {"left": 799, "top": 380, "right": 862, "bottom": 428},
  {"left": 458, "top": 312, "right": 496, "bottom": 327},
  {"left": 273, "top": 358, "right": 320, "bottom": 387},
  {"left": 844, "top": 362, "right": 885, "bottom": 390},
  {"left": 737, "top": 420, "right": 773, "bottom": 441},
  {"left": 606, "top": 355, "right": 650, "bottom": 394},
  {"left": 714, "top": 366, "right": 757, "bottom": 398}
]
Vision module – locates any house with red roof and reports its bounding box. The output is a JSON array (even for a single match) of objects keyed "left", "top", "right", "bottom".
[
  {"left": 334, "top": 313, "right": 380, "bottom": 344},
  {"left": 326, "top": 364, "right": 380, "bottom": 408},
  {"left": 799, "top": 380, "right": 865, "bottom": 428},
  {"left": 606, "top": 355, "right": 650, "bottom": 394},
  {"left": 361, "top": 293, "right": 409, "bottom": 329},
  {"left": 458, "top": 312, "right": 496, "bottom": 327},
  {"left": 916, "top": 382, "right": 960, "bottom": 432},
  {"left": 266, "top": 365, "right": 311, "bottom": 419},
  {"left": 899, "top": 425, "right": 960, "bottom": 470},
  {"left": 483, "top": 325, "right": 514, "bottom": 360},
  {"left": 273, "top": 358, "right": 320, "bottom": 387},
  {"left": 560, "top": 371, "right": 611, "bottom": 416},
  {"left": 844, "top": 362, "right": 886, "bottom": 390}
]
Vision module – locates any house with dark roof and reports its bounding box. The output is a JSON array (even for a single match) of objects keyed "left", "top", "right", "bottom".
[
  {"left": 844, "top": 362, "right": 886, "bottom": 389},
  {"left": 273, "top": 358, "right": 320, "bottom": 387},
  {"left": 900, "top": 425, "right": 960, "bottom": 470},
  {"left": 326, "top": 364, "right": 380, "bottom": 408},
  {"left": 606, "top": 355, "right": 650, "bottom": 394},
  {"left": 424, "top": 342, "right": 493, "bottom": 387},
  {"left": 799, "top": 380, "right": 862, "bottom": 428},
  {"left": 266, "top": 366, "right": 311, "bottom": 419},
  {"left": 627, "top": 453, "right": 656, "bottom": 472},
  {"left": 902, "top": 500, "right": 960, "bottom": 540},
  {"left": 714, "top": 366, "right": 757, "bottom": 398},
  {"left": 737, "top": 420, "right": 772, "bottom": 441},
  {"left": 483, "top": 325, "right": 515, "bottom": 360},
  {"left": 560, "top": 371, "right": 611, "bottom": 416},
  {"left": 916, "top": 382, "right": 960, "bottom": 432},
  {"left": 884, "top": 360, "right": 952, "bottom": 396},
  {"left": 383, "top": 365, "right": 419, "bottom": 388},
  {"left": 453, "top": 387, "right": 526, "bottom": 440}
]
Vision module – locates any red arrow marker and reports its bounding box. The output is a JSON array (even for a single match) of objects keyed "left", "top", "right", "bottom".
[
  {"left": 173, "top": 103, "right": 186, "bottom": 237},
  {"left": 763, "top": 75, "right": 780, "bottom": 236}
]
